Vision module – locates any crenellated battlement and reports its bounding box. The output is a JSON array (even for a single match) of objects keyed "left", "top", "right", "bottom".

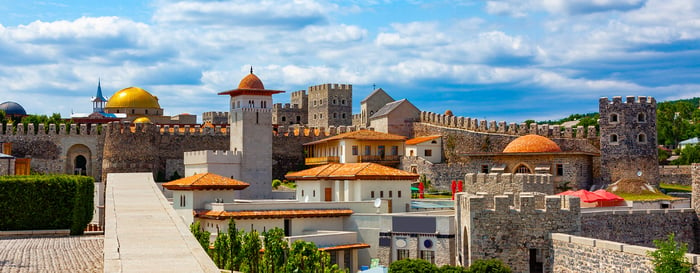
[
  {"left": 273, "top": 103, "right": 303, "bottom": 110},
  {"left": 463, "top": 173, "right": 555, "bottom": 195},
  {"left": 291, "top": 90, "right": 307, "bottom": 97},
  {"left": 0, "top": 123, "right": 103, "bottom": 136},
  {"left": 460, "top": 192, "right": 580, "bottom": 215},
  {"left": 184, "top": 150, "right": 241, "bottom": 165},
  {"left": 599, "top": 96, "right": 656, "bottom": 106},
  {"left": 419, "top": 111, "right": 597, "bottom": 139},
  {"left": 274, "top": 125, "right": 371, "bottom": 137},
  {"left": 308, "top": 83, "right": 352, "bottom": 92}
]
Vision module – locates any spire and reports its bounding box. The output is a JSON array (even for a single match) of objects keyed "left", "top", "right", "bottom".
[
  {"left": 92, "top": 78, "right": 108, "bottom": 113},
  {"left": 250, "top": 66, "right": 254, "bottom": 74},
  {"left": 96, "top": 79, "right": 105, "bottom": 100}
]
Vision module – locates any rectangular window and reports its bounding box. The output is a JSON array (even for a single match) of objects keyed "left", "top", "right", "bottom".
[
  {"left": 420, "top": 250, "right": 435, "bottom": 264},
  {"left": 556, "top": 164, "right": 564, "bottom": 176},
  {"left": 380, "top": 191, "right": 384, "bottom": 198},
  {"left": 424, "top": 149, "right": 432, "bottom": 157},
  {"left": 389, "top": 191, "right": 393, "bottom": 198},
  {"left": 398, "top": 191, "right": 402, "bottom": 198},
  {"left": 391, "top": 146, "right": 399, "bottom": 155},
  {"left": 365, "top": 145, "right": 371, "bottom": 156},
  {"left": 481, "top": 165, "right": 489, "bottom": 174},
  {"left": 371, "top": 191, "right": 375, "bottom": 198},
  {"left": 397, "top": 249, "right": 410, "bottom": 260},
  {"left": 352, "top": 145, "right": 358, "bottom": 156}
]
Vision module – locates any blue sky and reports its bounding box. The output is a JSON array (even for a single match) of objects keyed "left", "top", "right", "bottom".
[{"left": 1, "top": 0, "right": 699, "bottom": 123}]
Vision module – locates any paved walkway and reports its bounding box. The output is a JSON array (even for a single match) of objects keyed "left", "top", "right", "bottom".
[
  {"left": 0, "top": 235, "right": 103, "bottom": 273},
  {"left": 104, "top": 173, "right": 219, "bottom": 273}
]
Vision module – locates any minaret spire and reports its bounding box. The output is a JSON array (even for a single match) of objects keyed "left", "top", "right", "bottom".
[{"left": 250, "top": 66, "right": 253, "bottom": 74}]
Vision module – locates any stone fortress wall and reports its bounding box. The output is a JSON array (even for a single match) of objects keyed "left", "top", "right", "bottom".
[
  {"left": 307, "top": 83, "right": 353, "bottom": 128},
  {"left": 659, "top": 165, "right": 692, "bottom": 185},
  {"left": 462, "top": 173, "right": 554, "bottom": 195}
]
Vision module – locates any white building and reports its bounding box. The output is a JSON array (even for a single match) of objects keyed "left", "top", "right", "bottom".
[
  {"left": 303, "top": 129, "right": 406, "bottom": 166},
  {"left": 405, "top": 135, "right": 443, "bottom": 164}
]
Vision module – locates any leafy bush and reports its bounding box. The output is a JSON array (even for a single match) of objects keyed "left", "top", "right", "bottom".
[
  {"left": 389, "top": 259, "right": 438, "bottom": 273},
  {"left": 440, "top": 265, "right": 469, "bottom": 273},
  {"left": 0, "top": 175, "right": 94, "bottom": 235},
  {"left": 648, "top": 233, "right": 692, "bottom": 273},
  {"left": 272, "top": 179, "right": 282, "bottom": 189},
  {"left": 466, "top": 259, "right": 511, "bottom": 273}
]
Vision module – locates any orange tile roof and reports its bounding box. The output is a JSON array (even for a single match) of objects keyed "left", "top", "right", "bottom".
[
  {"left": 304, "top": 130, "right": 406, "bottom": 146},
  {"left": 405, "top": 135, "right": 441, "bottom": 145},
  {"left": 195, "top": 209, "right": 353, "bottom": 219},
  {"left": 319, "top": 243, "right": 371, "bottom": 252},
  {"left": 163, "top": 173, "right": 250, "bottom": 190},
  {"left": 285, "top": 163, "right": 419, "bottom": 181},
  {"left": 503, "top": 134, "right": 562, "bottom": 153}
]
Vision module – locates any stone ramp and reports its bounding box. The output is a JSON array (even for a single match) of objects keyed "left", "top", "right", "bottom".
[{"left": 104, "top": 173, "right": 219, "bottom": 273}]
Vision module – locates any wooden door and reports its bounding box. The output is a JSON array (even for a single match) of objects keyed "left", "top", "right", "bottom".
[{"left": 324, "top": 187, "right": 332, "bottom": 201}]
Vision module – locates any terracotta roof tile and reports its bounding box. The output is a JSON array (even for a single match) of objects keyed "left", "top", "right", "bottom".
[
  {"left": 195, "top": 209, "right": 353, "bottom": 219},
  {"left": 286, "top": 163, "right": 419, "bottom": 181},
  {"left": 406, "top": 135, "right": 441, "bottom": 145},
  {"left": 163, "top": 173, "right": 250, "bottom": 190},
  {"left": 503, "top": 134, "right": 562, "bottom": 153},
  {"left": 304, "top": 130, "right": 406, "bottom": 145},
  {"left": 319, "top": 243, "right": 371, "bottom": 251}
]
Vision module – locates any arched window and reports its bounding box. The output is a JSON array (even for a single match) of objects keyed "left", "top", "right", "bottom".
[
  {"left": 638, "top": 133, "right": 647, "bottom": 143},
  {"left": 610, "top": 134, "right": 618, "bottom": 143},
  {"left": 610, "top": 113, "right": 619, "bottom": 123},
  {"left": 638, "top": 113, "right": 646, "bottom": 122},
  {"left": 515, "top": 164, "right": 531, "bottom": 174},
  {"left": 342, "top": 113, "right": 346, "bottom": 119},
  {"left": 333, "top": 99, "right": 337, "bottom": 105}
]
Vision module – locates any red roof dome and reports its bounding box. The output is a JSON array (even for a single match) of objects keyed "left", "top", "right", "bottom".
[
  {"left": 503, "top": 134, "right": 562, "bottom": 153},
  {"left": 444, "top": 110, "right": 453, "bottom": 116},
  {"left": 238, "top": 72, "right": 264, "bottom": 90}
]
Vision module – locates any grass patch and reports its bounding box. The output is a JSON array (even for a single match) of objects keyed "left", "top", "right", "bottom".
[
  {"left": 660, "top": 183, "right": 691, "bottom": 192},
  {"left": 615, "top": 192, "right": 678, "bottom": 201},
  {"left": 422, "top": 194, "right": 452, "bottom": 199}
]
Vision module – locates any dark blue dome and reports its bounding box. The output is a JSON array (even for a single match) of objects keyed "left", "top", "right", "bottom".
[{"left": 0, "top": 101, "right": 27, "bottom": 116}]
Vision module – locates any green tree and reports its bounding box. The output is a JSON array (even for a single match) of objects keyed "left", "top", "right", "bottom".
[
  {"left": 226, "top": 219, "right": 242, "bottom": 271},
  {"left": 272, "top": 179, "right": 282, "bottom": 189},
  {"left": 189, "top": 221, "right": 211, "bottom": 251},
  {"left": 658, "top": 148, "right": 671, "bottom": 164},
  {"left": 211, "top": 232, "right": 230, "bottom": 268},
  {"left": 466, "top": 259, "right": 511, "bottom": 273},
  {"left": 439, "top": 265, "right": 469, "bottom": 273},
  {"left": 261, "top": 228, "right": 288, "bottom": 273},
  {"left": 389, "top": 259, "right": 438, "bottom": 273},
  {"left": 648, "top": 233, "right": 692, "bottom": 273},
  {"left": 673, "top": 145, "right": 700, "bottom": 165},
  {"left": 240, "top": 229, "right": 262, "bottom": 273}
]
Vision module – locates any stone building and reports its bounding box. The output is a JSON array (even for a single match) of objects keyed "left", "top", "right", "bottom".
[
  {"left": 356, "top": 88, "right": 394, "bottom": 127},
  {"left": 308, "top": 83, "right": 353, "bottom": 128},
  {"left": 599, "top": 96, "right": 659, "bottom": 186},
  {"left": 272, "top": 90, "right": 307, "bottom": 126},
  {"left": 369, "top": 99, "right": 421, "bottom": 137},
  {"left": 202, "top": 112, "right": 229, "bottom": 125}
]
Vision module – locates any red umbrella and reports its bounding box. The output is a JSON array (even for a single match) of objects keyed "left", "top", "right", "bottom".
[
  {"left": 569, "top": 190, "right": 605, "bottom": 203},
  {"left": 556, "top": 190, "right": 575, "bottom": 196},
  {"left": 593, "top": 189, "right": 624, "bottom": 201},
  {"left": 457, "top": 180, "right": 463, "bottom": 192}
]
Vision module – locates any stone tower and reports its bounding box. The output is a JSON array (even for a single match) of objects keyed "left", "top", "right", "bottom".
[
  {"left": 308, "top": 83, "right": 352, "bottom": 128},
  {"left": 599, "top": 96, "right": 658, "bottom": 187},
  {"left": 219, "top": 68, "right": 284, "bottom": 199}
]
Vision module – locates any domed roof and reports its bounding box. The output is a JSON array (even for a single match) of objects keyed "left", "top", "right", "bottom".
[
  {"left": 238, "top": 68, "right": 265, "bottom": 89},
  {"left": 0, "top": 101, "right": 26, "bottom": 116},
  {"left": 503, "top": 134, "right": 562, "bottom": 153},
  {"left": 444, "top": 110, "right": 454, "bottom": 116},
  {"left": 133, "top": 117, "right": 152, "bottom": 124},
  {"left": 106, "top": 87, "right": 161, "bottom": 109}
]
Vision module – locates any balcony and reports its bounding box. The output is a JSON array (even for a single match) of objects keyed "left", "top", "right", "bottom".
[
  {"left": 305, "top": 156, "right": 340, "bottom": 165},
  {"left": 358, "top": 155, "right": 401, "bottom": 165}
]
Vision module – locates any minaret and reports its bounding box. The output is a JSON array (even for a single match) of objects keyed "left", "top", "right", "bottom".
[
  {"left": 91, "top": 80, "right": 108, "bottom": 113},
  {"left": 218, "top": 68, "right": 284, "bottom": 199}
]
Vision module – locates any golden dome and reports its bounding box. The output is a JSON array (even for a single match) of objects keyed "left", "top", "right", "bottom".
[
  {"left": 238, "top": 72, "right": 265, "bottom": 89},
  {"left": 105, "top": 87, "right": 161, "bottom": 109},
  {"left": 503, "top": 134, "right": 562, "bottom": 153},
  {"left": 133, "top": 117, "right": 152, "bottom": 124}
]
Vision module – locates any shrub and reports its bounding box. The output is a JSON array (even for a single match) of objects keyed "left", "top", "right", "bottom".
[
  {"left": 389, "top": 259, "right": 438, "bottom": 273},
  {"left": 0, "top": 175, "right": 94, "bottom": 235},
  {"left": 648, "top": 233, "right": 692, "bottom": 273},
  {"left": 440, "top": 265, "right": 469, "bottom": 273},
  {"left": 272, "top": 179, "right": 282, "bottom": 189},
  {"left": 467, "top": 259, "right": 511, "bottom": 273}
]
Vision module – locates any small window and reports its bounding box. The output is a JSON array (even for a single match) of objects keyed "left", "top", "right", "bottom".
[
  {"left": 296, "top": 116, "right": 301, "bottom": 122},
  {"left": 313, "top": 190, "right": 316, "bottom": 197},
  {"left": 398, "top": 191, "right": 402, "bottom": 198},
  {"left": 380, "top": 191, "right": 384, "bottom": 198},
  {"left": 516, "top": 165, "right": 531, "bottom": 174},
  {"left": 314, "top": 100, "right": 317, "bottom": 106},
  {"left": 365, "top": 145, "right": 371, "bottom": 155},
  {"left": 131, "top": 109, "right": 135, "bottom": 114},
  {"left": 556, "top": 164, "right": 564, "bottom": 176},
  {"left": 420, "top": 250, "right": 435, "bottom": 264},
  {"left": 333, "top": 99, "right": 337, "bottom": 104},
  {"left": 481, "top": 165, "right": 489, "bottom": 174},
  {"left": 431, "top": 140, "right": 437, "bottom": 144},
  {"left": 314, "top": 114, "right": 317, "bottom": 120},
  {"left": 342, "top": 113, "right": 346, "bottom": 119},
  {"left": 352, "top": 145, "right": 358, "bottom": 156},
  {"left": 389, "top": 191, "right": 393, "bottom": 198},
  {"left": 145, "top": 109, "right": 148, "bottom": 114},
  {"left": 610, "top": 134, "right": 619, "bottom": 143},
  {"left": 371, "top": 191, "right": 375, "bottom": 198},
  {"left": 638, "top": 113, "right": 646, "bottom": 122},
  {"left": 301, "top": 190, "right": 304, "bottom": 196},
  {"left": 391, "top": 146, "right": 399, "bottom": 155},
  {"left": 333, "top": 113, "right": 337, "bottom": 118},
  {"left": 424, "top": 149, "right": 432, "bottom": 157},
  {"left": 237, "top": 101, "right": 240, "bottom": 108},
  {"left": 342, "top": 99, "right": 346, "bottom": 105},
  {"left": 638, "top": 133, "right": 647, "bottom": 143},
  {"left": 610, "top": 113, "right": 619, "bottom": 123},
  {"left": 397, "top": 249, "right": 410, "bottom": 260},
  {"left": 320, "top": 114, "right": 323, "bottom": 119},
  {"left": 281, "top": 116, "right": 286, "bottom": 122}
]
